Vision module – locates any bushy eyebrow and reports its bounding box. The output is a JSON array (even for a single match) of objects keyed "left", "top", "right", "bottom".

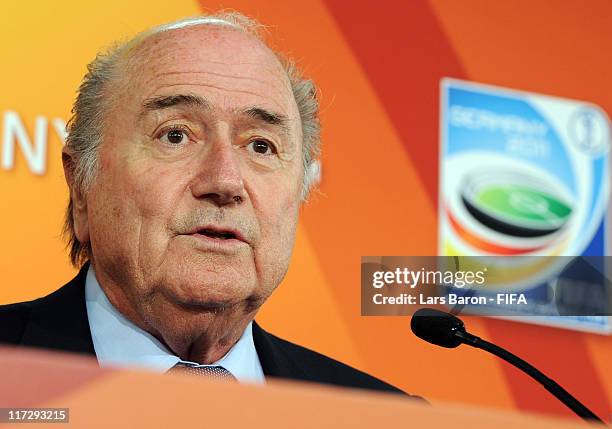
[
  {"left": 242, "top": 107, "right": 286, "bottom": 125},
  {"left": 242, "top": 107, "right": 291, "bottom": 136},
  {"left": 141, "top": 94, "right": 209, "bottom": 115},
  {"left": 141, "top": 94, "right": 292, "bottom": 136}
]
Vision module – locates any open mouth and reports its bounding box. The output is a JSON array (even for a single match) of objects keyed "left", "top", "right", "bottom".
[{"left": 196, "top": 228, "right": 238, "bottom": 240}]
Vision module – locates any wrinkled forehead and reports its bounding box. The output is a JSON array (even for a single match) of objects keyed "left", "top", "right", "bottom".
[{"left": 115, "top": 24, "right": 298, "bottom": 121}]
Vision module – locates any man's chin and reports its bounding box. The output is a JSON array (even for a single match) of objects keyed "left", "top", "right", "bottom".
[
  {"left": 169, "top": 296, "right": 239, "bottom": 314},
  {"left": 154, "top": 283, "right": 262, "bottom": 315}
]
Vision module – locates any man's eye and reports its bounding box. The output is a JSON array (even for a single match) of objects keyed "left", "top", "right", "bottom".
[
  {"left": 160, "top": 128, "right": 188, "bottom": 145},
  {"left": 248, "top": 139, "right": 276, "bottom": 155}
]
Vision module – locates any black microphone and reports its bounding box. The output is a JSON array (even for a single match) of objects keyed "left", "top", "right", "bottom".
[{"left": 411, "top": 308, "right": 604, "bottom": 423}]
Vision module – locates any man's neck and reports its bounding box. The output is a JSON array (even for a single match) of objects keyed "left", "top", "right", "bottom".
[{"left": 90, "top": 262, "right": 260, "bottom": 365}]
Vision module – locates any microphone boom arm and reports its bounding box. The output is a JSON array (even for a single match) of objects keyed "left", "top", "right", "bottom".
[
  {"left": 410, "top": 308, "right": 604, "bottom": 423},
  {"left": 454, "top": 330, "right": 603, "bottom": 422}
]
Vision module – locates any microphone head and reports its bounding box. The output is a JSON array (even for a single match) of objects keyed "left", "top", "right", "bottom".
[{"left": 411, "top": 308, "right": 466, "bottom": 348}]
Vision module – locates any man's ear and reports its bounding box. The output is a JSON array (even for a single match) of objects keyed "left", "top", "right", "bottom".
[{"left": 62, "top": 148, "right": 90, "bottom": 244}]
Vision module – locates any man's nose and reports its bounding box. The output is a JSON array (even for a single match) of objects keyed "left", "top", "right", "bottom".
[{"left": 190, "top": 140, "right": 247, "bottom": 206}]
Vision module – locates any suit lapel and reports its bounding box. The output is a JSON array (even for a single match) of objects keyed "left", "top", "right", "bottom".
[
  {"left": 21, "top": 264, "right": 96, "bottom": 356},
  {"left": 251, "top": 321, "right": 308, "bottom": 380}
]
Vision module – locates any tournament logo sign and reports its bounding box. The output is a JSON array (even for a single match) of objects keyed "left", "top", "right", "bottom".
[{"left": 439, "top": 78, "right": 611, "bottom": 333}]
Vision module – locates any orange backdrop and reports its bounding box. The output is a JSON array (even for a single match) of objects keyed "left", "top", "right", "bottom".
[{"left": 0, "top": 0, "right": 610, "bottom": 422}]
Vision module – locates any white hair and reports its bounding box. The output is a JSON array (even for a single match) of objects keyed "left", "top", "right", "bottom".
[{"left": 63, "top": 12, "right": 321, "bottom": 266}]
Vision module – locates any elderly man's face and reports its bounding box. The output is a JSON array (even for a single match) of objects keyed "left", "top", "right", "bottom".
[{"left": 75, "top": 25, "right": 303, "bottom": 336}]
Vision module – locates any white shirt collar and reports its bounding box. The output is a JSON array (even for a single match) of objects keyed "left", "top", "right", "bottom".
[{"left": 85, "top": 265, "right": 265, "bottom": 384}]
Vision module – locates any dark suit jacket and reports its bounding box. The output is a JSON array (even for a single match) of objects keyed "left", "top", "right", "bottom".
[{"left": 0, "top": 264, "right": 414, "bottom": 397}]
